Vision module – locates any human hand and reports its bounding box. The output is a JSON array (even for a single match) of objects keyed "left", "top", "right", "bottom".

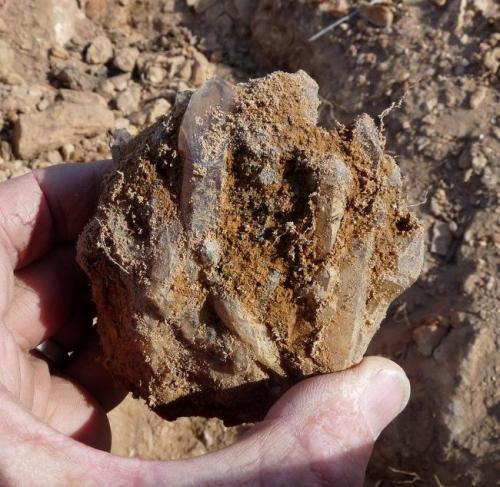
[{"left": 0, "top": 161, "right": 410, "bottom": 486}]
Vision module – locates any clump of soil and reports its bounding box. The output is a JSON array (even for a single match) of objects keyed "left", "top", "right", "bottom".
[{"left": 78, "top": 70, "right": 423, "bottom": 425}]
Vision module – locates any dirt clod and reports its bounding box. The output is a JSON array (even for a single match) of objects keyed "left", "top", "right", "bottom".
[{"left": 78, "top": 70, "right": 423, "bottom": 424}]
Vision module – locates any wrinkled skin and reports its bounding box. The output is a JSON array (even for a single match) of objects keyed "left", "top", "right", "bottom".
[{"left": 0, "top": 161, "right": 410, "bottom": 486}]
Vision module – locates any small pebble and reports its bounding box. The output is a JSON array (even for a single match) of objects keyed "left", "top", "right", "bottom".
[
  {"left": 50, "top": 46, "right": 69, "bottom": 60},
  {"left": 114, "top": 47, "right": 139, "bottom": 72},
  {"left": 146, "top": 65, "right": 167, "bottom": 85},
  {"left": 358, "top": 3, "right": 394, "bottom": 28},
  {"left": 46, "top": 150, "right": 63, "bottom": 165},
  {"left": 86, "top": 36, "right": 114, "bottom": 65},
  {"left": 469, "top": 86, "right": 487, "bottom": 109},
  {"left": 61, "top": 143, "right": 76, "bottom": 161},
  {"left": 115, "top": 89, "right": 139, "bottom": 113},
  {"left": 147, "top": 98, "right": 172, "bottom": 123},
  {"left": 37, "top": 98, "right": 51, "bottom": 111},
  {"left": 431, "top": 220, "right": 453, "bottom": 256}
]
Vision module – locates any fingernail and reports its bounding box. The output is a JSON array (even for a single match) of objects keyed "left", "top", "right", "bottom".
[{"left": 361, "top": 368, "right": 410, "bottom": 437}]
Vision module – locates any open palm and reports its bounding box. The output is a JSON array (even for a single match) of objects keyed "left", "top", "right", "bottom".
[{"left": 0, "top": 161, "right": 410, "bottom": 486}]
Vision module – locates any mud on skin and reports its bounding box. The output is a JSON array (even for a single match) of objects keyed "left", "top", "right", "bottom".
[{"left": 77, "top": 71, "right": 424, "bottom": 425}]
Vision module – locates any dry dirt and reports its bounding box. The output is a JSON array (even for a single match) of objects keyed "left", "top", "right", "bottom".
[{"left": 0, "top": 0, "right": 498, "bottom": 485}]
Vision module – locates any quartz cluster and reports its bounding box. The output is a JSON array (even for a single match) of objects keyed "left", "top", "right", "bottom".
[{"left": 78, "top": 71, "right": 424, "bottom": 424}]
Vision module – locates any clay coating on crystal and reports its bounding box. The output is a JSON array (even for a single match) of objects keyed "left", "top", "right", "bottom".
[{"left": 78, "top": 71, "right": 424, "bottom": 424}]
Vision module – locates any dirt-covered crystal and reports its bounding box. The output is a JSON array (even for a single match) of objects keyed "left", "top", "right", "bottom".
[{"left": 77, "top": 71, "right": 424, "bottom": 424}]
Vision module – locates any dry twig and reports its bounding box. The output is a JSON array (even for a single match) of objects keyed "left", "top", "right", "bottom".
[{"left": 309, "top": 0, "right": 383, "bottom": 42}]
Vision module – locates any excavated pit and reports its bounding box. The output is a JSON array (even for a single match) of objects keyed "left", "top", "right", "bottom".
[{"left": 78, "top": 71, "right": 424, "bottom": 425}]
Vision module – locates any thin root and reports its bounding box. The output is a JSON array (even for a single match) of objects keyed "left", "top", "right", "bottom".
[
  {"left": 407, "top": 190, "right": 429, "bottom": 208},
  {"left": 309, "top": 0, "right": 383, "bottom": 42}
]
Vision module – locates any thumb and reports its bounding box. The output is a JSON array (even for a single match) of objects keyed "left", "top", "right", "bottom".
[{"left": 150, "top": 356, "right": 410, "bottom": 486}]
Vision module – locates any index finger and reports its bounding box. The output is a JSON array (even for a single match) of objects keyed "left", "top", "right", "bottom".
[{"left": 0, "top": 160, "right": 114, "bottom": 270}]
